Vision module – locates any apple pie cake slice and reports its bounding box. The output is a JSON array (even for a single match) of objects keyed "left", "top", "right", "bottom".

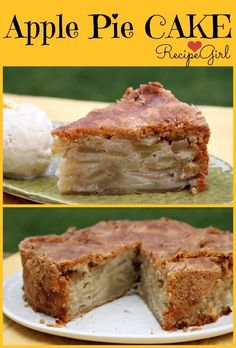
[
  {"left": 19, "top": 218, "right": 232, "bottom": 330},
  {"left": 52, "top": 82, "right": 210, "bottom": 195}
]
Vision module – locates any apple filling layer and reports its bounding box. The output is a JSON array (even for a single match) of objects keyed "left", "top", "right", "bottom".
[
  {"left": 138, "top": 256, "right": 232, "bottom": 330},
  {"left": 55, "top": 136, "right": 200, "bottom": 194},
  {"left": 67, "top": 250, "right": 139, "bottom": 321}
]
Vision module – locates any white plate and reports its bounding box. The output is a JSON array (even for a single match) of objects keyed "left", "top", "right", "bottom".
[{"left": 3, "top": 272, "right": 233, "bottom": 344}]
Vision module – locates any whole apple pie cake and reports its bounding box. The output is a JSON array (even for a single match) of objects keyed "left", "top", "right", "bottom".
[
  {"left": 19, "top": 218, "right": 232, "bottom": 331},
  {"left": 52, "top": 82, "right": 210, "bottom": 195}
]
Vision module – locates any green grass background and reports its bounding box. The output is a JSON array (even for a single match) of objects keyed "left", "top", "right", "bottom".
[
  {"left": 4, "top": 208, "right": 232, "bottom": 252},
  {"left": 4, "top": 67, "right": 232, "bottom": 106}
]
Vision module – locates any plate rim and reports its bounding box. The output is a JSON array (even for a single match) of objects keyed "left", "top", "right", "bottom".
[{"left": 3, "top": 272, "right": 233, "bottom": 344}]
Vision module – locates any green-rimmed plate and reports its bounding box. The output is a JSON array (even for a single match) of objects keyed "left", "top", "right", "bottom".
[{"left": 3, "top": 155, "right": 232, "bottom": 205}]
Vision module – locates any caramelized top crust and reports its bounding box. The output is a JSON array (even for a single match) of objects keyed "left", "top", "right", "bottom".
[
  {"left": 52, "top": 82, "right": 210, "bottom": 141},
  {"left": 19, "top": 218, "right": 232, "bottom": 272}
]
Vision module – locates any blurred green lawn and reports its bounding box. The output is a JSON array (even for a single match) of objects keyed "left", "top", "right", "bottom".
[
  {"left": 4, "top": 208, "right": 232, "bottom": 252},
  {"left": 4, "top": 67, "right": 232, "bottom": 106}
]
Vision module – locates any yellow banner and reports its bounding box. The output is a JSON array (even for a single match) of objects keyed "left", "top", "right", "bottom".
[{"left": 0, "top": 0, "right": 235, "bottom": 66}]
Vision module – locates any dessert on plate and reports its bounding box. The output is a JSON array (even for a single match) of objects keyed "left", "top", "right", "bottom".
[
  {"left": 19, "top": 218, "right": 232, "bottom": 331},
  {"left": 52, "top": 82, "right": 210, "bottom": 195}
]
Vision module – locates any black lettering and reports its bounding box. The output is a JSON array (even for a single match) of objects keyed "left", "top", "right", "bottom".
[
  {"left": 121, "top": 22, "right": 133, "bottom": 38},
  {"left": 41, "top": 21, "right": 56, "bottom": 45},
  {"left": 89, "top": 14, "right": 111, "bottom": 39},
  {"left": 166, "top": 15, "right": 186, "bottom": 38},
  {"left": 25, "top": 21, "right": 40, "bottom": 45},
  {"left": 112, "top": 21, "right": 119, "bottom": 38},
  {"left": 4, "top": 15, "right": 25, "bottom": 39},
  {"left": 189, "top": 14, "right": 209, "bottom": 38},
  {"left": 212, "top": 14, "right": 231, "bottom": 38},
  {"left": 66, "top": 22, "right": 79, "bottom": 38},
  {"left": 57, "top": 14, "right": 65, "bottom": 38},
  {"left": 145, "top": 15, "right": 166, "bottom": 39}
]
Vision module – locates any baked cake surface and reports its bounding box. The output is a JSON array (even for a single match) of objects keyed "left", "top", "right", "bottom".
[
  {"left": 19, "top": 218, "right": 232, "bottom": 330},
  {"left": 52, "top": 82, "right": 210, "bottom": 195}
]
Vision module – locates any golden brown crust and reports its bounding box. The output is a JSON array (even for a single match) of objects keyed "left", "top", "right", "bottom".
[
  {"left": 21, "top": 252, "right": 70, "bottom": 320},
  {"left": 162, "top": 258, "right": 232, "bottom": 330},
  {"left": 20, "top": 218, "right": 232, "bottom": 270},
  {"left": 20, "top": 218, "right": 232, "bottom": 273},
  {"left": 164, "top": 306, "right": 232, "bottom": 331},
  {"left": 52, "top": 82, "right": 210, "bottom": 143}
]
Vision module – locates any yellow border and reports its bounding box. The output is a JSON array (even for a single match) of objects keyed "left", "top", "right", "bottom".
[
  {"left": 2, "top": 204, "right": 235, "bottom": 208},
  {"left": 0, "top": 64, "right": 3, "bottom": 345},
  {"left": 1, "top": 0, "right": 235, "bottom": 346}
]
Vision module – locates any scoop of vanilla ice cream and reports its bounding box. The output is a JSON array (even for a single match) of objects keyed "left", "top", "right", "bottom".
[{"left": 4, "top": 99, "right": 53, "bottom": 178}]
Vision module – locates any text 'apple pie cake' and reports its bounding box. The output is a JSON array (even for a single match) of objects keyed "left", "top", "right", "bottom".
[
  {"left": 52, "top": 82, "right": 210, "bottom": 195},
  {"left": 19, "top": 218, "right": 232, "bottom": 331}
]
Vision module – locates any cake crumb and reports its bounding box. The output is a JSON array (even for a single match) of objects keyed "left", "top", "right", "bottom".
[
  {"left": 183, "top": 326, "right": 202, "bottom": 332},
  {"left": 46, "top": 323, "right": 56, "bottom": 327},
  {"left": 124, "top": 309, "right": 131, "bottom": 314},
  {"left": 190, "top": 327, "right": 202, "bottom": 331},
  {"left": 45, "top": 319, "right": 65, "bottom": 328},
  {"left": 55, "top": 319, "right": 65, "bottom": 328},
  {"left": 39, "top": 319, "right": 45, "bottom": 324},
  {"left": 190, "top": 187, "right": 198, "bottom": 195}
]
